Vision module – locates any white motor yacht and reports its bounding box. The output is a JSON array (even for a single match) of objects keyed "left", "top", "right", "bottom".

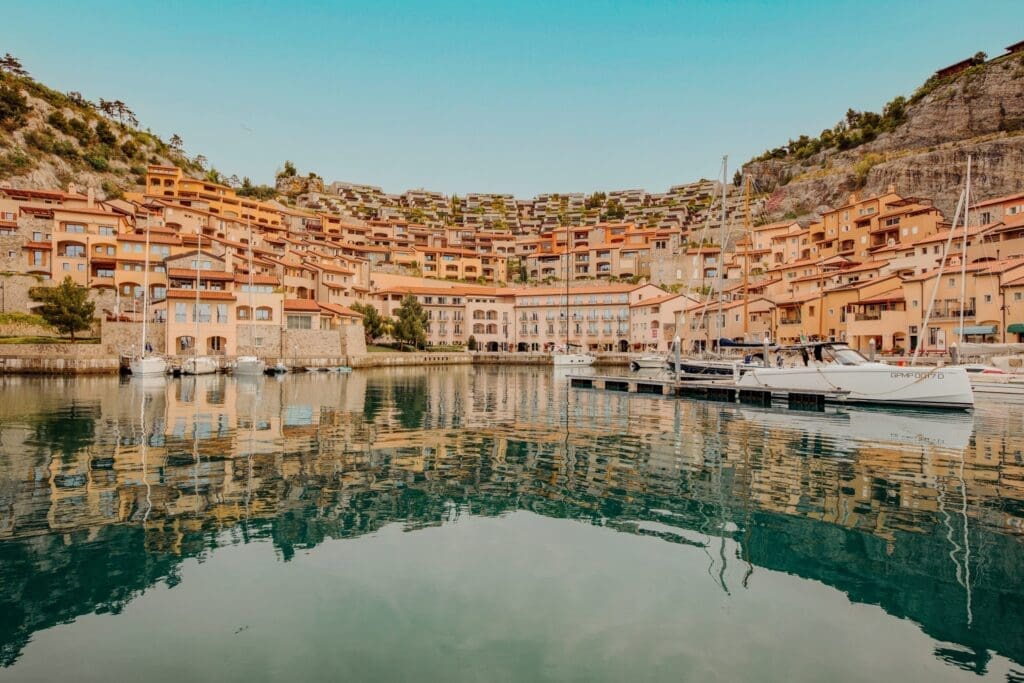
[
  {"left": 629, "top": 355, "right": 665, "bottom": 371},
  {"left": 736, "top": 343, "right": 974, "bottom": 409},
  {"left": 182, "top": 356, "right": 218, "bottom": 375},
  {"left": 553, "top": 352, "right": 595, "bottom": 367},
  {"left": 234, "top": 355, "right": 267, "bottom": 376}
]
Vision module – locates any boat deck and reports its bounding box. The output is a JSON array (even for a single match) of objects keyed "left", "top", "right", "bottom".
[{"left": 568, "top": 374, "right": 848, "bottom": 411}]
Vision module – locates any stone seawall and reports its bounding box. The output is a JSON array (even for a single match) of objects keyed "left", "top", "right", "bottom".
[
  {"left": 349, "top": 352, "right": 631, "bottom": 368},
  {"left": 0, "top": 343, "right": 118, "bottom": 374}
]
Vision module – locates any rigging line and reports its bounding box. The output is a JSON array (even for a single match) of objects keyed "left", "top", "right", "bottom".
[
  {"left": 690, "top": 172, "right": 724, "bottom": 344},
  {"left": 958, "top": 448, "right": 974, "bottom": 627},
  {"left": 958, "top": 156, "right": 973, "bottom": 347},
  {"left": 140, "top": 389, "right": 152, "bottom": 523},
  {"left": 912, "top": 184, "right": 968, "bottom": 365}
]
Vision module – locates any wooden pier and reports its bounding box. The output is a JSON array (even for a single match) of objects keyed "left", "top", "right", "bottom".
[{"left": 568, "top": 374, "right": 847, "bottom": 411}]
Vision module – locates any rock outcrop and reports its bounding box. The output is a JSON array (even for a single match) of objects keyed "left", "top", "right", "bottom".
[
  {"left": 745, "top": 51, "right": 1024, "bottom": 220},
  {"left": 275, "top": 174, "right": 325, "bottom": 198}
]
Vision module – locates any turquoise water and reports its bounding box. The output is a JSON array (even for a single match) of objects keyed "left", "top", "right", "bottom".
[{"left": 0, "top": 367, "right": 1021, "bottom": 681}]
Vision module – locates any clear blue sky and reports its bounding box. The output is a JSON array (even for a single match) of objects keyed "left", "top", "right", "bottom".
[{"left": 6, "top": 1, "right": 1023, "bottom": 196}]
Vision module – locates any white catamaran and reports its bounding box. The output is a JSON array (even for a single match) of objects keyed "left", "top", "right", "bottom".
[{"left": 129, "top": 212, "right": 168, "bottom": 377}]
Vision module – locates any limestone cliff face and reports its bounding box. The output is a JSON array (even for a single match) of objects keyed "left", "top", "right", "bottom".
[{"left": 746, "top": 52, "right": 1024, "bottom": 219}]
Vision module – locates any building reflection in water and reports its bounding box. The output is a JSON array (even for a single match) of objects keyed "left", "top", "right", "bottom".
[{"left": 0, "top": 367, "right": 1022, "bottom": 673}]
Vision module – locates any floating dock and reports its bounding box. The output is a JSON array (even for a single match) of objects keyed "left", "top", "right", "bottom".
[{"left": 568, "top": 374, "right": 848, "bottom": 411}]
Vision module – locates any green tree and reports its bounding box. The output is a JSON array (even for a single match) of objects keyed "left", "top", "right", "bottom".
[
  {"left": 277, "top": 160, "right": 297, "bottom": 178},
  {"left": 350, "top": 302, "right": 385, "bottom": 341},
  {"left": 93, "top": 118, "right": 116, "bottom": 145},
  {"left": 0, "top": 83, "right": 29, "bottom": 130},
  {"left": 393, "top": 294, "right": 428, "bottom": 350},
  {"left": 29, "top": 276, "right": 96, "bottom": 342},
  {"left": 467, "top": 335, "right": 477, "bottom": 351},
  {"left": 0, "top": 53, "right": 28, "bottom": 77}
]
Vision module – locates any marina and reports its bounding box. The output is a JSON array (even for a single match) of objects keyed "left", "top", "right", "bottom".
[{"left": 0, "top": 365, "right": 1021, "bottom": 681}]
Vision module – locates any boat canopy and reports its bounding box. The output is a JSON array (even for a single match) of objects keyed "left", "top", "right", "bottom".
[
  {"left": 953, "top": 325, "right": 997, "bottom": 336},
  {"left": 953, "top": 341, "right": 1024, "bottom": 355},
  {"left": 717, "top": 338, "right": 778, "bottom": 349}
]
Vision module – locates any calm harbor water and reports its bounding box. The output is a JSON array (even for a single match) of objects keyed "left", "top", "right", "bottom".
[{"left": 0, "top": 367, "right": 1022, "bottom": 682}]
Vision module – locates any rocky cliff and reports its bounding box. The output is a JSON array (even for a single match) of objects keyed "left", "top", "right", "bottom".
[{"left": 745, "top": 50, "right": 1024, "bottom": 219}]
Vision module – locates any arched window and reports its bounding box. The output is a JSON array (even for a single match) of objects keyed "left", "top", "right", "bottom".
[
  {"left": 472, "top": 323, "right": 485, "bottom": 334},
  {"left": 473, "top": 310, "right": 485, "bottom": 320},
  {"left": 256, "top": 306, "right": 273, "bottom": 321},
  {"left": 237, "top": 306, "right": 251, "bottom": 320}
]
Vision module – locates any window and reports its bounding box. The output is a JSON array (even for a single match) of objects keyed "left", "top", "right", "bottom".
[
  {"left": 216, "top": 304, "right": 228, "bottom": 323},
  {"left": 64, "top": 244, "right": 85, "bottom": 257},
  {"left": 152, "top": 285, "right": 166, "bottom": 299},
  {"left": 984, "top": 294, "right": 992, "bottom": 303},
  {"left": 238, "top": 306, "right": 251, "bottom": 320},
  {"left": 99, "top": 226, "right": 116, "bottom": 236},
  {"left": 949, "top": 278, "right": 956, "bottom": 287},
  {"left": 255, "top": 307, "right": 271, "bottom": 321},
  {"left": 32, "top": 252, "right": 44, "bottom": 266},
  {"left": 175, "top": 303, "right": 187, "bottom": 322},
  {"left": 254, "top": 337, "right": 264, "bottom": 348},
  {"left": 287, "top": 314, "right": 312, "bottom": 329},
  {"left": 133, "top": 244, "right": 143, "bottom": 253},
  {"left": 193, "top": 303, "right": 211, "bottom": 323},
  {"left": 32, "top": 231, "right": 43, "bottom": 241},
  {"left": 77, "top": 263, "right": 85, "bottom": 271},
  {"left": 63, "top": 223, "right": 85, "bottom": 233},
  {"left": 1016, "top": 292, "right": 1023, "bottom": 301},
  {"left": 62, "top": 263, "right": 70, "bottom": 271}
]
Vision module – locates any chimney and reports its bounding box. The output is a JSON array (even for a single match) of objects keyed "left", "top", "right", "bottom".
[
  {"left": 849, "top": 192, "right": 859, "bottom": 204},
  {"left": 87, "top": 187, "right": 95, "bottom": 208},
  {"left": 887, "top": 183, "right": 896, "bottom": 194},
  {"left": 68, "top": 182, "right": 77, "bottom": 196}
]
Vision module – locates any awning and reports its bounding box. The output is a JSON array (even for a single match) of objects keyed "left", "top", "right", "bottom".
[
  {"left": 1008, "top": 323, "right": 1024, "bottom": 334},
  {"left": 954, "top": 325, "right": 997, "bottom": 336}
]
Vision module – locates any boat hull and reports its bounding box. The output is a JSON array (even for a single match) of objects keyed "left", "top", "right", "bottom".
[
  {"left": 737, "top": 364, "right": 974, "bottom": 409},
  {"left": 552, "top": 353, "right": 595, "bottom": 367},
  {"left": 182, "top": 356, "right": 218, "bottom": 375},
  {"left": 630, "top": 356, "right": 665, "bottom": 371},
  {"left": 130, "top": 357, "right": 168, "bottom": 376},
  {"left": 234, "top": 356, "right": 267, "bottom": 376}
]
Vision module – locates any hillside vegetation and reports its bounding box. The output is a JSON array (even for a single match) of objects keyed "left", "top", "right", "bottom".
[{"left": 0, "top": 53, "right": 235, "bottom": 199}]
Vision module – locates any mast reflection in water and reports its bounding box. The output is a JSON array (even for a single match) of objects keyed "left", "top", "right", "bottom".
[{"left": 0, "top": 367, "right": 1022, "bottom": 681}]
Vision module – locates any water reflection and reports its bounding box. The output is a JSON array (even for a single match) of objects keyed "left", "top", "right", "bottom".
[{"left": 0, "top": 367, "right": 1021, "bottom": 677}]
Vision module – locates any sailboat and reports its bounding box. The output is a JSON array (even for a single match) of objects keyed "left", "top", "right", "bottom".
[
  {"left": 235, "top": 223, "right": 267, "bottom": 376},
  {"left": 129, "top": 212, "right": 168, "bottom": 376},
  {"left": 552, "top": 221, "right": 595, "bottom": 367},
  {"left": 182, "top": 226, "right": 218, "bottom": 375}
]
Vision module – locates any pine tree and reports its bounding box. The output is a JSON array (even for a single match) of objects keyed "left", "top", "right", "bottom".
[{"left": 29, "top": 276, "right": 96, "bottom": 343}]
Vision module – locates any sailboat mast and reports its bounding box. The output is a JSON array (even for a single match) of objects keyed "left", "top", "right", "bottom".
[
  {"left": 195, "top": 226, "right": 202, "bottom": 357},
  {"left": 141, "top": 212, "right": 151, "bottom": 358},
  {"left": 742, "top": 175, "right": 751, "bottom": 339},
  {"left": 565, "top": 220, "right": 570, "bottom": 349},
  {"left": 715, "top": 156, "right": 728, "bottom": 349}
]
